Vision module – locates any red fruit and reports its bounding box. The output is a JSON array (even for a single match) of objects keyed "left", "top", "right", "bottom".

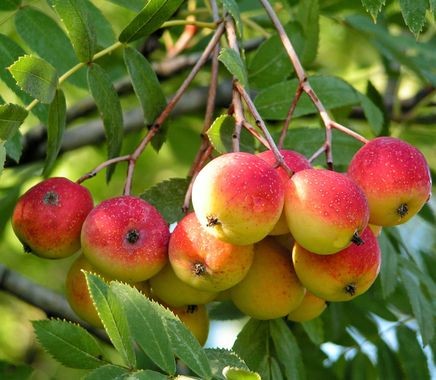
[
  {"left": 257, "top": 149, "right": 311, "bottom": 235},
  {"left": 192, "top": 152, "right": 285, "bottom": 245},
  {"left": 292, "top": 227, "right": 381, "bottom": 302},
  {"left": 284, "top": 168, "right": 370, "bottom": 255},
  {"left": 81, "top": 195, "right": 169, "bottom": 282},
  {"left": 12, "top": 177, "right": 93, "bottom": 259},
  {"left": 347, "top": 137, "right": 432, "bottom": 226}
]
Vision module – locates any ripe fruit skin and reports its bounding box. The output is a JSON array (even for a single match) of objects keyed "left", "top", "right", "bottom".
[
  {"left": 65, "top": 254, "right": 110, "bottom": 328},
  {"left": 169, "top": 304, "right": 209, "bottom": 346},
  {"left": 12, "top": 177, "right": 93, "bottom": 259},
  {"left": 169, "top": 212, "right": 254, "bottom": 292},
  {"left": 192, "top": 152, "right": 285, "bottom": 245},
  {"left": 257, "top": 149, "right": 311, "bottom": 235},
  {"left": 150, "top": 264, "right": 218, "bottom": 307},
  {"left": 230, "top": 238, "right": 305, "bottom": 320},
  {"left": 287, "top": 291, "right": 327, "bottom": 322},
  {"left": 81, "top": 195, "right": 169, "bottom": 282},
  {"left": 292, "top": 227, "right": 381, "bottom": 302},
  {"left": 347, "top": 137, "right": 431, "bottom": 226},
  {"left": 284, "top": 168, "right": 369, "bottom": 255}
]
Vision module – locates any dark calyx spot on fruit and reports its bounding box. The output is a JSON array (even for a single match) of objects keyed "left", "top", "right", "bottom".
[
  {"left": 193, "top": 262, "right": 206, "bottom": 276},
  {"left": 126, "top": 229, "right": 140, "bottom": 244},
  {"left": 187, "top": 305, "right": 198, "bottom": 314},
  {"left": 397, "top": 203, "right": 408, "bottom": 218},
  {"left": 43, "top": 191, "right": 59, "bottom": 206},
  {"left": 22, "top": 243, "right": 32, "bottom": 254},
  {"left": 344, "top": 283, "right": 356, "bottom": 297},
  {"left": 206, "top": 215, "right": 220, "bottom": 227},
  {"left": 351, "top": 232, "right": 364, "bottom": 246}
]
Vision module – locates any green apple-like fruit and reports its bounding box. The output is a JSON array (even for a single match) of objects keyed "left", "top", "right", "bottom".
[
  {"left": 230, "top": 237, "right": 305, "bottom": 320},
  {"left": 169, "top": 212, "right": 254, "bottom": 292},
  {"left": 81, "top": 195, "right": 169, "bottom": 282},
  {"left": 150, "top": 264, "right": 218, "bottom": 307},
  {"left": 287, "top": 290, "right": 327, "bottom": 322},
  {"left": 12, "top": 177, "right": 93, "bottom": 259},
  {"left": 347, "top": 136, "right": 432, "bottom": 226},
  {"left": 285, "top": 168, "right": 369, "bottom": 254},
  {"left": 191, "top": 152, "right": 285, "bottom": 245},
  {"left": 257, "top": 149, "right": 311, "bottom": 235},
  {"left": 292, "top": 227, "right": 381, "bottom": 302}
]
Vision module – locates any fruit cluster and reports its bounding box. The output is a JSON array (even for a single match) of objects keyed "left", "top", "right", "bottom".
[{"left": 11, "top": 137, "right": 431, "bottom": 345}]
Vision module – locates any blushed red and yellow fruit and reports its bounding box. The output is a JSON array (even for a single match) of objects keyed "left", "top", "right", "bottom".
[
  {"left": 257, "top": 149, "right": 311, "bottom": 235},
  {"left": 169, "top": 304, "right": 209, "bottom": 346},
  {"left": 230, "top": 237, "right": 305, "bottom": 320},
  {"left": 150, "top": 264, "right": 218, "bottom": 307},
  {"left": 191, "top": 152, "right": 285, "bottom": 245},
  {"left": 347, "top": 137, "right": 431, "bottom": 226},
  {"left": 287, "top": 291, "right": 327, "bottom": 322},
  {"left": 292, "top": 227, "right": 381, "bottom": 302},
  {"left": 65, "top": 254, "right": 111, "bottom": 328},
  {"left": 169, "top": 212, "right": 254, "bottom": 292},
  {"left": 285, "top": 168, "right": 369, "bottom": 255},
  {"left": 12, "top": 177, "right": 93, "bottom": 259},
  {"left": 81, "top": 195, "right": 169, "bottom": 282}
]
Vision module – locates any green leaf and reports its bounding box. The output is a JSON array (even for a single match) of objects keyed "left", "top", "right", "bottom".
[
  {"left": 233, "top": 319, "right": 270, "bottom": 375},
  {"left": 148, "top": 302, "right": 212, "bottom": 379},
  {"left": 32, "top": 319, "right": 105, "bottom": 369},
  {"left": 207, "top": 115, "right": 255, "bottom": 154},
  {"left": 8, "top": 55, "right": 58, "bottom": 104},
  {"left": 358, "top": 92, "right": 383, "bottom": 135},
  {"left": 377, "top": 230, "right": 398, "bottom": 298},
  {"left": 218, "top": 48, "right": 248, "bottom": 87},
  {"left": 14, "top": 6, "right": 86, "bottom": 88},
  {"left": 87, "top": 63, "right": 123, "bottom": 182},
  {"left": 346, "top": 352, "right": 376, "bottom": 380},
  {"left": 0, "top": 103, "right": 28, "bottom": 142},
  {"left": 0, "top": 143, "right": 5, "bottom": 176},
  {"left": 122, "top": 370, "right": 170, "bottom": 379},
  {"left": 208, "top": 300, "right": 245, "bottom": 320},
  {"left": 223, "top": 366, "right": 261, "bottom": 380},
  {"left": 4, "top": 131, "right": 22, "bottom": 163},
  {"left": 298, "top": 0, "right": 319, "bottom": 65},
  {"left": 0, "top": 361, "right": 32, "bottom": 380},
  {"left": 0, "top": 0, "right": 21, "bottom": 11},
  {"left": 282, "top": 127, "right": 361, "bottom": 169},
  {"left": 418, "top": 203, "right": 436, "bottom": 224},
  {"left": 397, "top": 325, "right": 431, "bottom": 379},
  {"left": 85, "top": 364, "right": 129, "bottom": 380},
  {"left": 48, "top": 0, "right": 97, "bottom": 62},
  {"left": 270, "top": 319, "right": 305, "bottom": 380},
  {"left": 255, "top": 76, "right": 360, "bottom": 120},
  {"left": 84, "top": 1, "right": 116, "bottom": 48},
  {"left": 219, "top": 0, "right": 243, "bottom": 37},
  {"left": 140, "top": 177, "right": 189, "bottom": 224},
  {"left": 365, "top": 80, "right": 389, "bottom": 136},
  {"left": 109, "top": 282, "right": 176, "bottom": 375},
  {"left": 431, "top": 0, "right": 436, "bottom": 13},
  {"left": 105, "top": 0, "right": 145, "bottom": 12},
  {"left": 0, "top": 34, "right": 48, "bottom": 122},
  {"left": 248, "top": 23, "right": 303, "bottom": 89},
  {"left": 43, "top": 89, "right": 66, "bottom": 176},
  {"left": 206, "top": 348, "right": 249, "bottom": 380},
  {"left": 119, "top": 0, "right": 184, "bottom": 43},
  {"left": 123, "top": 47, "right": 166, "bottom": 125},
  {"left": 400, "top": 267, "right": 434, "bottom": 345},
  {"left": 301, "top": 318, "right": 324, "bottom": 345},
  {"left": 399, "top": 0, "right": 427, "bottom": 36},
  {"left": 85, "top": 273, "right": 136, "bottom": 368},
  {"left": 361, "top": 0, "right": 386, "bottom": 20},
  {"left": 375, "top": 340, "right": 403, "bottom": 380},
  {"left": 258, "top": 356, "right": 283, "bottom": 380}
]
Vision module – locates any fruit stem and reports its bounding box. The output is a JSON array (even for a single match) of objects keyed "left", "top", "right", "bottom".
[
  {"left": 278, "top": 85, "right": 303, "bottom": 149},
  {"left": 235, "top": 82, "right": 294, "bottom": 177}
]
